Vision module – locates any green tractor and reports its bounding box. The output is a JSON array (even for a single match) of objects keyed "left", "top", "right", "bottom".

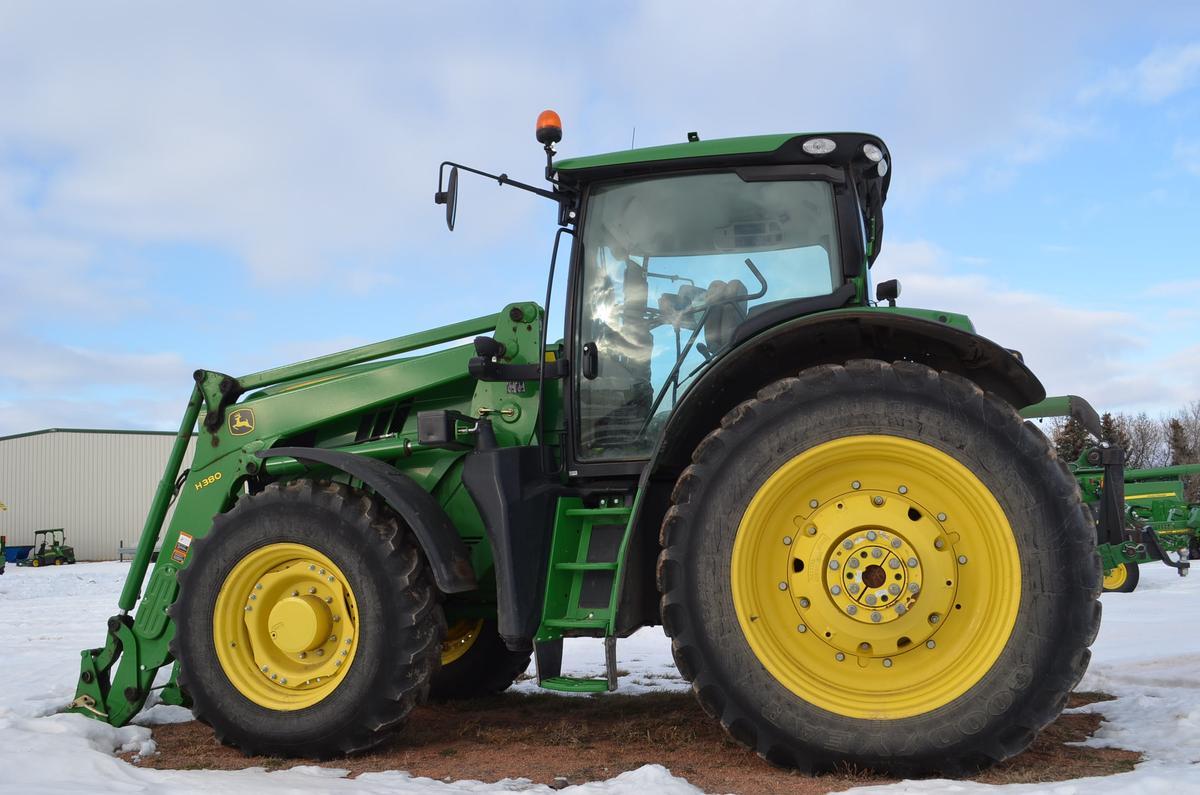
[
  {"left": 69, "top": 114, "right": 1101, "bottom": 776},
  {"left": 1022, "top": 395, "right": 1200, "bottom": 592},
  {"left": 18, "top": 529, "right": 76, "bottom": 568}
]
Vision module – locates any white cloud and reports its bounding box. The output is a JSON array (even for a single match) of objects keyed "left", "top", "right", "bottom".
[
  {"left": 871, "top": 240, "right": 1194, "bottom": 412},
  {"left": 1081, "top": 41, "right": 1200, "bottom": 104}
]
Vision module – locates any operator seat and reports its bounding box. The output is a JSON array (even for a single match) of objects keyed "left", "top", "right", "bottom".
[{"left": 702, "top": 279, "right": 748, "bottom": 353}]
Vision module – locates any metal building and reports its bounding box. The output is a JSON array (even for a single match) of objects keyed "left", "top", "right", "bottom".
[{"left": 0, "top": 429, "right": 196, "bottom": 561}]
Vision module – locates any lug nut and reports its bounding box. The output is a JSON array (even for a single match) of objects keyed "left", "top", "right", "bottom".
[
  {"left": 255, "top": 583, "right": 262, "bottom": 590},
  {"left": 958, "top": 555, "right": 968, "bottom": 565},
  {"left": 309, "top": 586, "right": 317, "bottom": 594},
  {"left": 848, "top": 558, "right": 860, "bottom": 569},
  {"left": 319, "top": 568, "right": 326, "bottom": 575},
  {"left": 271, "top": 673, "right": 278, "bottom": 680},
  {"left": 328, "top": 635, "right": 337, "bottom": 643},
  {"left": 849, "top": 583, "right": 861, "bottom": 594},
  {"left": 335, "top": 660, "right": 343, "bottom": 667},
  {"left": 883, "top": 658, "right": 893, "bottom": 668},
  {"left": 783, "top": 536, "right": 793, "bottom": 545},
  {"left": 846, "top": 605, "right": 858, "bottom": 615},
  {"left": 851, "top": 481, "right": 861, "bottom": 490},
  {"left": 806, "top": 526, "right": 817, "bottom": 536},
  {"left": 797, "top": 624, "right": 807, "bottom": 633},
  {"left": 829, "top": 560, "right": 840, "bottom": 571},
  {"left": 316, "top": 649, "right": 324, "bottom": 656},
  {"left": 872, "top": 496, "right": 885, "bottom": 506},
  {"left": 888, "top": 559, "right": 901, "bottom": 569},
  {"left": 830, "top": 586, "right": 842, "bottom": 596},
  {"left": 309, "top": 565, "right": 316, "bottom": 571},
  {"left": 281, "top": 678, "right": 288, "bottom": 685},
  {"left": 244, "top": 605, "right": 253, "bottom": 612},
  {"left": 866, "top": 530, "right": 878, "bottom": 541},
  {"left": 327, "top": 576, "right": 335, "bottom": 583},
  {"left": 889, "top": 584, "right": 901, "bottom": 595},
  {"left": 799, "top": 597, "right": 811, "bottom": 607},
  {"left": 299, "top": 651, "right": 307, "bottom": 659},
  {"left": 934, "top": 538, "right": 945, "bottom": 550},
  {"left": 909, "top": 583, "right": 920, "bottom": 594},
  {"left": 898, "top": 485, "right": 908, "bottom": 494},
  {"left": 809, "top": 499, "right": 819, "bottom": 509},
  {"left": 341, "top": 650, "right": 348, "bottom": 657},
  {"left": 345, "top": 637, "right": 352, "bottom": 645},
  {"left": 835, "top": 652, "right": 846, "bottom": 661},
  {"left": 778, "top": 581, "right": 788, "bottom": 591},
  {"left": 332, "top": 615, "right": 341, "bottom": 622},
  {"left": 325, "top": 596, "right": 333, "bottom": 604},
  {"left": 929, "top": 613, "right": 941, "bottom": 624},
  {"left": 926, "top": 640, "right": 936, "bottom": 649},
  {"left": 895, "top": 604, "right": 907, "bottom": 615},
  {"left": 907, "top": 557, "right": 919, "bottom": 568},
  {"left": 291, "top": 590, "right": 299, "bottom": 597},
  {"left": 872, "top": 548, "right": 883, "bottom": 559},
  {"left": 261, "top": 665, "right": 269, "bottom": 672},
  {"left": 937, "top": 512, "right": 947, "bottom": 522},
  {"left": 249, "top": 594, "right": 257, "bottom": 601},
  {"left": 871, "top": 612, "right": 882, "bottom": 623},
  {"left": 843, "top": 540, "right": 854, "bottom": 550},
  {"left": 866, "top": 594, "right": 877, "bottom": 606},
  {"left": 891, "top": 538, "right": 902, "bottom": 549}
]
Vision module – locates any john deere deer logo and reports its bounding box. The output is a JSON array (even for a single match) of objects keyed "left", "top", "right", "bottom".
[{"left": 228, "top": 408, "right": 256, "bottom": 436}]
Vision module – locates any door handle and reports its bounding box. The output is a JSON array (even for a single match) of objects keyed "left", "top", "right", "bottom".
[{"left": 582, "top": 342, "right": 598, "bottom": 380}]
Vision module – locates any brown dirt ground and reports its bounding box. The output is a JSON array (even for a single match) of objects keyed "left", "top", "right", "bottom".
[{"left": 125, "top": 691, "right": 1140, "bottom": 794}]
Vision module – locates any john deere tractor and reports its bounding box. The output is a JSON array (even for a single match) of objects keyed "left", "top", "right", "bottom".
[
  {"left": 18, "top": 529, "right": 76, "bottom": 567},
  {"left": 69, "top": 114, "right": 1101, "bottom": 776}
]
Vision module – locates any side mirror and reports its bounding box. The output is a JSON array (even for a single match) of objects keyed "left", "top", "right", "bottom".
[
  {"left": 434, "top": 166, "right": 459, "bottom": 231},
  {"left": 876, "top": 279, "right": 901, "bottom": 307}
]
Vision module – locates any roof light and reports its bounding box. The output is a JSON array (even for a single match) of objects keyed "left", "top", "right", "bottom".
[
  {"left": 802, "top": 137, "right": 837, "bottom": 155},
  {"left": 877, "top": 159, "right": 889, "bottom": 177},
  {"left": 536, "top": 110, "right": 562, "bottom": 145},
  {"left": 863, "top": 143, "right": 883, "bottom": 162}
]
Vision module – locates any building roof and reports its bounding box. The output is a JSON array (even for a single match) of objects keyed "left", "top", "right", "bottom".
[{"left": 0, "top": 428, "right": 191, "bottom": 443}]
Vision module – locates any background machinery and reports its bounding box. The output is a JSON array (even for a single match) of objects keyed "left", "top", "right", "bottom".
[
  {"left": 68, "top": 114, "right": 1102, "bottom": 776},
  {"left": 17, "top": 529, "right": 77, "bottom": 568}
]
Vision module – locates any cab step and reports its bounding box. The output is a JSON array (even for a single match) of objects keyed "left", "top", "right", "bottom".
[{"left": 535, "top": 636, "right": 618, "bottom": 693}]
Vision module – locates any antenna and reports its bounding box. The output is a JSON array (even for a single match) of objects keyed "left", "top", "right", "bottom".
[{"left": 630, "top": 126, "right": 636, "bottom": 149}]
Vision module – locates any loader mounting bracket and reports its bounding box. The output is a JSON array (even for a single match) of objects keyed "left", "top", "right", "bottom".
[{"left": 193, "top": 369, "right": 244, "bottom": 432}]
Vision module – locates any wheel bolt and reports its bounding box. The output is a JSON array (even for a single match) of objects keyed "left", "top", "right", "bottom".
[
  {"left": 316, "top": 649, "right": 324, "bottom": 656},
  {"left": 309, "top": 565, "right": 316, "bottom": 571},
  {"left": 851, "top": 481, "right": 861, "bottom": 490},
  {"left": 829, "top": 560, "right": 840, "bottom": 570},
  {"left": 866, "top": 530, "right": 878, "bottom": 541},
  {"left": 870, "top": 612, "right": 882, "bottom": 623},
  {"left": 872, "top": 496, "right": 885, "bottom": 506},
  {"left": 843, "top": 540, "right": 854, "bottom": 550},
  {"left": 872, "top": 548, "right": 883, "bottom": 559},
  {"left": 783, "top": 536, "right": 792, "bottom": 545},
  {"left": 255, "top": 583, "right": 262, "bottom": 590},
  {"left": 830, "top": 586, "right": 842, "bottom": 596},
  {"left": 281, "top": 678, "right": 288, "bottom": 685},
  {"left": 345, "top": 638, "right": 352, "bottom": 645},
  {"left": 846, "top": 605, "right": 858, "bottom": 615},
  {"left": 909, "top": 583, "right": 920, "bottom": 593},
  {"left": 895, "top": 604, "right": 907, "bottom": 615},
  {"left": 929, "top": 613, "right": 941, "bottom": 624},
  {"left": 809, "top": 499, "right": 819, "bottom": 509},
  {"left": 937, "top": 512, "right": 947, "bottom": 522},
  {"left": 907, "top": 557, "right": 918, "bottom": 568},
  {"left": 325, "top": 596, "right": 333, "bottom": 604},
  {"left": 778, "top": 581, "right": 788, "bottom": 591},
  {"left": 271, "top": 673, "right": 278, "bottom": 680},
  {"left": 898, "top": 485, "right": 908, "bottom": 494},
  {"left": 799, "top": 597, "right": 810, "bottom": 607},
  {"left": 245, "top": 605, "right": 253, "bottom": 612},
  {"left": 849, "top": 583, "right": 861, "bottom": 594},
  {"left": 883, "top": 658, "right": 893, "bottom": 668},
  {"left": 848, "top": 558, "right": 860, "bottom": 569},
  {"left": 291, "top": 590, "right": 299, "bottom": 597},
  {"left": 341, "top": 650, "right": 348, "bottom": 657},
  {"left": 926, "top": 640, "right": 936, "bottom": 649},
  {"left": 319, "top": 568, "right": 326, "bottom": 575},
  {"left": 261, "top": 665, "right": 269, "bottom": 672},
  {"left": 327, "top": 576, "right": 335, "bottom": 583},
  {"left": 891, "top": 538, "right": 902, "bottom": 549},
  {"left": 299, "top": 651, "right": 307, "bottom": 659},
  {"left": 866, "top": 594, "right": 877, "bottom": 605},
  {"left": 806, "top": 526, "right": 817, "bottom": 536},
  {"left": 249, "top": 594, "right": 257, "bottom": 601},
  {"left": 888, "top": 559, "right": 901, "bottom": 569},
  {"left": 332, "top": 615, "right": 341, "bottom": 622},
  {"left": 335, "top": 660, "right": 343, "bottom": 667},
  {"left": 889, "top": 584, "right": 901, "bottom": 595},
  {"left": 309, "top": 586, "right": 317, "bottom": 594},
  {"left": 797, "top": 624, "right": 807, "bottom": 633},
  {"left": 934, "top": 538, "right": 945, "bottom": 550},
  {"left": 835, "top": 652, "right": 845, "bottom": 661},
  {"left": 958, "top": 555, "right": 968, "bottom": 565},
  {"left": 328, "top": 635, "right": 336, "bottom": 643}
]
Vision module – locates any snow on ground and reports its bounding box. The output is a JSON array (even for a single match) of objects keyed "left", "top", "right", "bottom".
[{"left": 1, "top": 561, "right": 1199, "bottom": 794}]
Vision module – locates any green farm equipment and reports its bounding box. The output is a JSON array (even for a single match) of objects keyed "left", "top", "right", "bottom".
[
  {"left": 1022, "top": 396, "right": 1200, "bottom": 592},
  {"left": 17, "top": 529, "right": 76, "bottom": 568},
  {"left": 69, "top": 114, "right": 1102, "bottom": 776}
]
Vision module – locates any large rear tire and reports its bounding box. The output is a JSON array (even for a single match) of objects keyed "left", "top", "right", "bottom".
[
  {"left": 658, "top": 360, "right": 1101, "bottom": 775},
  {"left": 171, "top": 479, "right": 443, "bottom": 758},
  {"left": 429, "top": 618, "right": 531, "bottom": 700}
]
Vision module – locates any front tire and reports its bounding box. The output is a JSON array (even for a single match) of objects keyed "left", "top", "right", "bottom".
[
  {"left": 171, "top": 480, "right": 443, "bottom": 758},
  {"left": 658, "top": 360, "right": 1101, "bottom": 775},
  {"left": 429, "top": 618, "right": 531, "bottom": 700}
]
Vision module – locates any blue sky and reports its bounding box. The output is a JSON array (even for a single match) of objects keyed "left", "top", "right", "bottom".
[{"left": 1, "top": 2, "right": 1199, "bottom": 434}]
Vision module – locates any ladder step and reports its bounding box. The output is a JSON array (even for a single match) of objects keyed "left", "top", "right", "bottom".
[
  {"left": 539, "top": 676, "right": 611, "bottom": 693},
  {"left": 553, "top": 562, "right": 618, "bottom": 571},
  {"left": 542, "top": 618, "right": 609, "bottom": 629},
  {"left": 564, "top": 507, "right": 631, "bottom": 518}
]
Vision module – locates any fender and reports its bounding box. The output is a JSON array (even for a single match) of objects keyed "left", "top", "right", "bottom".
[
  {"left": 256, "top": 447, "right": 477, "bottom": 593},
  {"left": 651, "top": 309, "right": 1045, "bottom": 477}
]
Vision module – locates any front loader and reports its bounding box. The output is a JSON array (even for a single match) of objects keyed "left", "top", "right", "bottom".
[{"left": 70, "top": 113, "right": 1101, "bottom": 776}]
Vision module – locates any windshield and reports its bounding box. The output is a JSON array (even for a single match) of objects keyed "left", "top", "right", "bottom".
[{"left": 576, "top": 171, "right": 842, "bottom": 461}]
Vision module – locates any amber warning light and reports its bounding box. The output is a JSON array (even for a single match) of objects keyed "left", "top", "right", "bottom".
[{"left": 536, "top": 110, "right": 562, "bottom": 146}]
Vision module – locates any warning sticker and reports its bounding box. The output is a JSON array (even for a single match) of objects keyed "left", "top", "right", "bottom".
[{"left": 171, "top": 531, "right": 194, "bottom": 565}]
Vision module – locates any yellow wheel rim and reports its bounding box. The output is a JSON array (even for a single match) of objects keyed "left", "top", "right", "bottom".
[
  {"left": 30, "top": 559, "right": 40, "bottom": 568},
  {"left": 441, "top": 618, "right": 484, "bottom": 666},
  {"left": 731, "top": 435, "right": 1021, "bottom": 719},
  {"left": 213, "top": 543, "right": 360, "bottom": 710},
  {"left": 1103, "top": 563, "right": 1129, "bottom": 590}
]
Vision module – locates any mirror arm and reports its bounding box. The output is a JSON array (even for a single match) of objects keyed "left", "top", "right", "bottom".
[{"left": 438, "top": 161, "right": 569, "bottom": 204}]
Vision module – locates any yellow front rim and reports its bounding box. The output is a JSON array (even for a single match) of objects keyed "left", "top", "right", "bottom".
[
  {"left": 213, "top": 543, "right": 360, "bottom": 710},
  {"left": 731, "top": 435, "right": 1021, "bottom": 719},
  {"left": 441, "top": 619, "right": 484, "bottom": 666},
  {"left": 1103, "top": 563, "right": 1129, "bottom": 590}
]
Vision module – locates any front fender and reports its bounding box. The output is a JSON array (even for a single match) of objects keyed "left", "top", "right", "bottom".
[{"left": 256, "top": 447, "right": 477, "bottom": 593}]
